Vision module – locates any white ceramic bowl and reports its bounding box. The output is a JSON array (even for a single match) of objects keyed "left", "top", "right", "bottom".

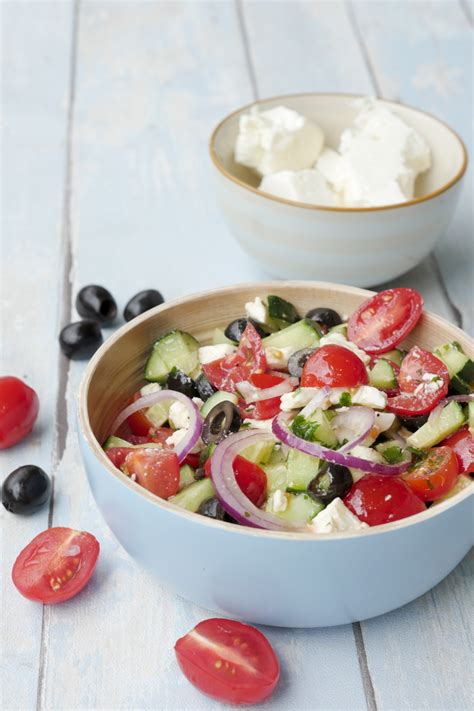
[
  {"left": 210, "top": 94, "right": 467, "bottom": 287},
  {"left": 78, "top": 282, "right": 473, "bottom": 628}
]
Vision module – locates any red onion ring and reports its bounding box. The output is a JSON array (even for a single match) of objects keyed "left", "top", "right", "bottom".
[
  {"left": 334, "top": 407, "right": 376, "bottom": 452},
  {"left": 299, "top": 386, "right": 331, "bottom": 418},
  {"left": 237, "top": 379, "right": 294, "bottom": 403},
  {"left": 272, "top": 412, "right": 411, "bottom": 475},
  {"left": 210, "top": 429, "right": 307, "bottom": 531},
  {"left": 110, "top": 389, "right": 202, "bottom": 462}
]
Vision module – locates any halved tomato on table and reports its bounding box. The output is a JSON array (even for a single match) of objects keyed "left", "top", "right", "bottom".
[
  {"left": 203, "top": 323, "right": 266, "bottom": 393},
  {"left": 12, "top": 527, "right": 100, "bottom": 603},
  {"left": 402, "top": 446, "right": 459, "bottom": 501},
  {"left": 175, "top": 618, "right": 280, "bottom": 704},
  {"left": 301, "top": 344, "right": 368, "bottom": 388},
  {"left": 387, "top": 346, "right": 449, "bottom": 416},
  {"left": 348, "top": 288, "right": 423, "bottom": 354},
  {"left": 441, "top": 426, "right": 474, "bottom": 474}
]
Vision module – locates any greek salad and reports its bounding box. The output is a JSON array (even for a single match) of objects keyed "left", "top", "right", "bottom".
[{"left": 103, "top": 288, "right": 474, "bottom": 533}]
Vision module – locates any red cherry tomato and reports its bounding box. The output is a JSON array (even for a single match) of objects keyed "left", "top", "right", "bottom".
[
  {"left": 147, "top": 426, "right": 174, "bottom": 446},
  {"left": 249, "top": 373, "right": 283, "bottom": 388},
  {"left": 204, "top": 457, "right": 212, "bottom": 477},
  {"left": 183, "top": 452, "right": 200, "bottom": 468},
  {"left": 232, "top": 455, "right": 267, "bottom": 508},
  {"left": 12, "top": 527, "right": 99, "bottom": 604},
  {"left": 344, "top": 475, "right": 426, "bottom": 526},
  {"left": 387, "top": 346, "right": 449, "bottom": 416},
  {"left": 441, "top": 427, "right": 474, "bottom": 474},
  {"left": 348, "top": 288, "right": 423, "bottom": 354},
  {"left": 402, "top": 446, "right": 459, "bottom": 501},
  {"left": 124, "top": 448, "right": 180, "bottom": 499},
  {"left": 301, "top": 345, "right": 368, "bottom": 388},
  {"left": 106, "top": 447, "right": 132, "bottom": 469},
  {"left": 203, "top": 323, "right": 266, "bottom": 393},
  {"left": 0, "top": 376, "right": 39, "bottom": 449},
  {"left": 127, "top": 391, "right": 155, "bottom": 436},
  {"left": 174, "top": 618, "right": 280, "bottom": 705},
  {"left": 244, "top": 373, "right": 287, "bottom": 421}
]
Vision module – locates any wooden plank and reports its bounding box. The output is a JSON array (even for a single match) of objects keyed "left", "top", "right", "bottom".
[
  {"left": 0, "top": 2, "right": 74, "bottom": 709},
  {"left": 351, "top": 0, "right": 473, "bottom": 334}
]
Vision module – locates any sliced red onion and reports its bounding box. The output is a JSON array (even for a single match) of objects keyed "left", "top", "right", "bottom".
[
  {"left": 300, "top": 386, "right": 331, "bottom": 418},
  {"left": 210, "top": 429, "right": 307, "bottom": 531},
  {"left": 237, "top": 378, "right": 293, "bottom": 403},
  {"left": 273, "top": 412, "right": 411, "bottom": 475},
  {"left": 334, "top": 407, "right": 375, "bottom": 452},
  {"left": 110, "top": 389, "right": 202, "bottom": 462}
]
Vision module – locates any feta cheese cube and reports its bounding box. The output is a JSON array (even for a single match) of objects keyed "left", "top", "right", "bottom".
[
  {"left": 168, "top": 401, "right": 191, "bottom": 430},
  {"left": 199, "top": 343, "right": 236, "bottom": 365},
  {"left": 259, "top": 168, "right": 337, "bottom": 206},
  {"left": 245, "top": 296, "right": 268, "bottom": 325},
  {"left": 268, "top": 489, "right": 288, "bottom": 513},
  {"left": 310, "top": 498, "right": 368, "bottom": 533},
  {"left": 351, "top": 386, "right": 387, "bottom": 410},
  {"left": 140, "top": 382, "right": 162, "bottom": 396},
  {"left": 280, "top": 387, "right": 320, "bottom": 411},
  {"left": 265, "top": 346, "right": 295, "bottom": 369}
]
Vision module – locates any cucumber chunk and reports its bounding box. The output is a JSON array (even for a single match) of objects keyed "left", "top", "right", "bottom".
[
  {"left": 146, "top": 400, "right": 171, "bottom": 427},
  {"left": 201, "top": 390, "right": 238, "bottom": 418},
  {"left": 145, "top": 330, "right": 199, "bottom": 383},
  {"left": 212, "top": 328, "right": 237, "bottom": 346},
  {"left": 468, "top": 401, "right": 474, "bottom": 436},
  {"left": 434, "top": 342, "right": 474, "bottom": 391},
  {"left": 309, "top": 409, "right": 338, "bottom": 448},
  {"left": 241, "top": 440, "right": 275, "bottom": 465},
  {"left": 267, "top": 295, "right": 300, "bottom": 330},
  {"left": 328, "top": 322, "right": 348, "bottom": 338},
  {"left": 266, "top": 491, "right": 324, "bottom": 524},
  {"left": 368, "top": 359, "right": 397, "bottom": 391},
  {"left": 169, "top": 477, "right": 215, "bottom": 512},
  {"left": 178, "top": 464, "right": 196, "bottom": 491},
  {"left": 406, "top": 402, "right": 465, "bottom": 450},
  {"left": 103, "top": 435, "right": 133, "bottom": 450},
  {"left": 263, "top": 462, "right": 289, "bottom": 495},
  {"left": 382, "top": 348, "right": 404, "bottom": 367},
  {"left": 262, "top": 319, "right": 320, "bottom": 350},
  {"left": 285, "top": 449, "right": 320, "bottom": 491}
]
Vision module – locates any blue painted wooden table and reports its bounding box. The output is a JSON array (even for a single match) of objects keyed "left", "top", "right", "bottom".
[{"left": 2, "top": 2, "right": 472, "bottom": 709}]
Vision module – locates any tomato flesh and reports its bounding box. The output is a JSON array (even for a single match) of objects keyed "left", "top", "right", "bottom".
[
  {"left": 124, "top": 448, "right": 180, "bottom": 499},
  {"left": 203, "top": 323, "right": 266, "bottom": 393},
  {"left": 232, "top": 455, "right": 267, "bottom": 507},
  {"left": 243, "top": 373, "right": 287, "bottom": 421},
  {"left": 348, "top": 288, "right": 423, "bottom": 354},
  {"left": 127, "top": 391, "right": 154, "bottom": 436},
  {"left": 12, "top": 527, "right": 99, "bottom": 604},
  {"left": 387, "top": 346, "right": 449, "bottom": 416},
  {"left": 106, "top": 446, "right": 132, "bottom": 468},
  {"left": 147, "top": 426, "right": 174, "bottom": 446},
  {"left": 301, "top": 344, "right": 368, "bottom": 388},
  {"left": 402, "top": 446, "right": 459, "bottom": 501},
  {"left": 344, "top": 475, "right": 426, "bottom": 526},
  {"left": 441, "top": 427, "right": 474, "bottom": 474},
  {"left": 175, "top": 618, "right": 280, "bottom": 705},
  {"left": 0, "top": 376, "right": 39, "bottom": 449}
]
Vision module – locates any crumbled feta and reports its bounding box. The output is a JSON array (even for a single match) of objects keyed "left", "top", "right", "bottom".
[
  {"left": 414, "top": 373, "right": 444, "bottom": 395},
  {"left": 140, "top": 382, "right": 162, "bottom": 396},
  {"left": 310, "top": 498, "right": 368, "bottom": 533},
  {"left": 260, "top": 168, "right": 337, "bottom": 206},
  {"left": 268, "top": 489, "right": 288, "bottom": 513},
  {"left": 280, "top": 387, "right": 320, "bottom": 411},
  {"left": 168, "top": 401, "right": 191, "bottom": 430},
  {"left": 235, "top": 105, "right": 324, "bottom": 176},
  {"left": 245, "top": 296, "right": 268, "bottom": 325},
  {"left": 349, "top": 446, "right": 385, "bottom": 482},
  {"left": 265, "top": 346, "right": 295, "bottom": 369},
  {"left": 319, "top": 331, "right": 371, "bottom": 365},
  {"left": 351, "top": 385, "right": 387, "bottom": 410},
  {"left": 243, "top": 418, "right": 275, "bottom": 433},
  {"left": 166, "top": 428, "right": 187, "bottom": 448},
  {"left": 199, "top": 344, "right": 236, "bottom": 365},
  {"left": 192, "top": 397, "right": 204, "bottom": 410}
]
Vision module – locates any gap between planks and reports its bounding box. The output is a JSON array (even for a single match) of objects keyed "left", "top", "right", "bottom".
[{"left": 36, "top": 1, "right": 80, "bottom": 709}]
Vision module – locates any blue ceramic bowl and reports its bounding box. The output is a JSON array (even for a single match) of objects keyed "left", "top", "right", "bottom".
[{"left": 78, "top": 281, "right": 473, "bottom": 627}]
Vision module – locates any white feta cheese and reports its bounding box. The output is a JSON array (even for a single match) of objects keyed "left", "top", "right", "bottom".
[
  {"left": 265, "top": 346, "right": 295, "bottom": 369},
  {"left": 235, "top": 105, "right": 325, "bottom": 176},
  {"left": 259, "top": 168, "right": 337, "bottom": 206},
  {"left": 168, "top": 401, "right": 191, "bottom": 430},
  {"left": 349, "top": 445, "right": 385, "bottom": 482},
  {"left": 268, "top": 489, "right": 288, "bottom": 513},
  {"left": 280, "top": 387, "right": 320, "bottom": 411},
  {"left": 351, "top": 385, "right": 387, "bottom": 410},
  {"left": 243, "top": 418, "right": 275, "bottom": 433},
  {"left": 414, "top": 373, "right": 444, "bottom": 396},
  {"left": 192, "top": 397, "right": 204, "bottom": 410},
  {"left": 310, "top": 498, "right": 368, "bottom": 534},
  {"left": 140, "top": 382, "right": 162, "bottom": 396},
  {"left": 244, "top": 296, "right": 268, "bottom": 325},
  {"left": 199, "top": 343, "right": 236, "bottom": 365},
  {"left": 166, "top": 428, "right": 187, "bottom": 448},
  {"left": 318, "top": 331, "right": 371, "bottom": 365}
]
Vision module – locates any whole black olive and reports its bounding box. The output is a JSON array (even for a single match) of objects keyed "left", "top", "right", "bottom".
[
  {"left": 76, "top": 285, "right": 117, "bottom": 325},
  {"left": 59, "top": 320, "right": 103, "bottom": 360},
  {"left": 224, "top": 318, "right": 269, "bottom": 342},
  {"left": 287, "top": 348, "right": 316, "bottom": 379},
  {"left": 308, "top": 463, "right": 353, "bottom": 505},
  {"left": 305, "top": 307, "right": 342, "bottom": 334},
  {"left": 195, "top": 373, "right": 217, "bottom": 401},
  {"left": 124, "top": 290, "right": 165, "bottom": 322},
  {"left": 202, "top": 401, "right": 241, "bottom": 445},
  {"left": 166, "top": 367, "right": 198, "bottom": 398},
  {"left": 399, "top": 414, "right": 429, "bottom": 432},
  {"left": 2, "top": 465, "right": 51, "bottom": 514}
]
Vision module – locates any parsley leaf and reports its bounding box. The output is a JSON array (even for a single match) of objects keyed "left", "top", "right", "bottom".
[
  {"left": 291, "top": 414, "right": 319, "bottom": 441},
  {"left": 338, "top": 392, "right": 352, "bottom": 407},
  {"left": 382, "top": 446, "right": 404, "bottom": 464}
]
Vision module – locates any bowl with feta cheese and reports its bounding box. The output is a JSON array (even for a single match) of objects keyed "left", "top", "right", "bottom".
[
  {"left": 210, "top": 94, "right": 467, "bottom": 287},
  {"left": 78, "top": 281, "right": 473, "bottom": 627}
]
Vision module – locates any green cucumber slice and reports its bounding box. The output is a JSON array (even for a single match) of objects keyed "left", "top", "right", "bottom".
[
  {"left": 266, "top": 491, "right": 324, "bottom": 524},
  {"left": 406, "top": 402, "right": 465, "bottom": 450},
  {"left": 262, "top": 319, "right": 320, "bottom": 350},
  {"left": 285, "top": 449, "right": 320, "bottom": 491},
  {"left": 241, "top": 440, "right": 275, "bottom": 465},
  {"left": 145, "top": 330, "right": 199, "bottom": 383},
  {"left": 178, "top": 464, "right": 196, "bottom": 491},
  {"left": 267, "top": 295, "right": 300, "bottom": 330},
  {"left": 103, "top": 435, "right": 133, "bottom": 450},
  {"left": 368, "top": 359, "right": 397, "bottom": 391},
  {"left": 212, "top": 328, "right": 237, "bottom": 346},
  {"left": 169, "top": 478, "right": 215, "bottom": 512}
]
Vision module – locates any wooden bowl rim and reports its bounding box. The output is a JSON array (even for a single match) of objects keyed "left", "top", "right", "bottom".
[{"left": 78, "top": 280, "right": 473, "bottom": 542}]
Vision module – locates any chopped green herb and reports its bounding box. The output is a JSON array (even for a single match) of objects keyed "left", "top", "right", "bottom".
[
  {"left": 291, "top": 414, "right": 319, "bottom": 441},
  {"left": 338, "top": 392, "right": 352, "bottom": 407},
  {"left": 382, "top": 446, "right": 404, "bottom": 464},
  {"left": 407, "top": 446, "right": 425, "bottom": 462},
  {"left": 244, "top": 511, "right": 250, "bottom": 518}
]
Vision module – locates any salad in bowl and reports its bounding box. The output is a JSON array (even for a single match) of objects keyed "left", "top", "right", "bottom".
[{"left": 102, "top": 288, "right": 473, "bottom": 534}]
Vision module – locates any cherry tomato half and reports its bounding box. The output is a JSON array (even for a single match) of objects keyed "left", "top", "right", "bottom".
[
  {"left": 441, "top": 427, "right": 474, "bottom": 474},
  {"left": 344, "top": 475, "right": 426, "bottom": 526},
  {"left": 0, "top": 376, "right": 39, "bottom": 450},
  {"left": 106, "top": 447, "right": 132, "bottom": 469},
  {"left": 402, "top": 446, "right": 459, "bottom": 501},
  {"left": 232, "top": 455, "right": 267, "bottom": 508},
  {"left": 243, "top": 373, "right": 288, "bottom": 421},
  {"left": 127, "top": 391, "right": 154, "bottom": 436},
  {"left": 348, "top": 288, "right": 423, "bottom": 354},
  {"left": 387, "top": 346, "right": 449, "bottom": 416},
  {"left": 175, "top": 618, "right": 280, "bottom": 705},
  {"left": 301, "top": 344, "right": 368, "bottom": 389},
  {"left": 203, "top": 323, "right": 266, "bottom": 393},
  {"left": 12, "top": 527, "right": 99, "bottom": 604},
  {"left": 124, "top": 448, "right": 180, "bottom": 499}
]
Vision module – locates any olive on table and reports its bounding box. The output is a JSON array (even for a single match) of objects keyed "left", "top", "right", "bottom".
[
  {"left": 224, "top": 318, "right": 269, "bottom": 342},
  {"left": 308, "top": 463, "right": 353, "bottom": 505},
  {"left": 124, "top": 290, "right": 164, "bottom": 322},
  {"left": 287, "top": 348, "right": 316, "bottom": 379},
  {"left": 59, "top": 320, "right": 103, "bottom": 360},
  {"left": 305, "top": 307, "right": 342, "bottom": 334},
  {"left": 2, "top": 465, "right": 51, "bottom": 514},
  {"left": 76, "top": 285, "right": 117, "bottom": 325},
  {"left": 195, "top": 373, "right": 217, "bottom": 401},
  {"left": 166, "top": 368, "right": 198, "bottom": 398},
  {"left": 202, "top": 401, "right": 241, "bottom": 445}
]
